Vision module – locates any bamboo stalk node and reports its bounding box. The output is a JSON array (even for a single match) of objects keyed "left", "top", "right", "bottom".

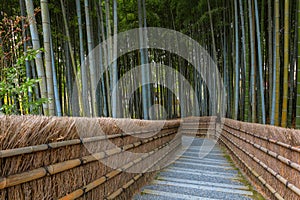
[{"left": 0, "top": 177, "right": 7, "bottom": 190}]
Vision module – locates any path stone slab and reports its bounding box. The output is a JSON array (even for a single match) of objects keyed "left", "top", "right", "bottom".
[{"left": 133, "top": 136, "right": 254, "bottom": 200}]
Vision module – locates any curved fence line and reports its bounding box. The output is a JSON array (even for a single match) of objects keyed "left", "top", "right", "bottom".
[
  {"left": 0, "top": 116, "right": 181, "bottom": 199},
  {"left": 224, "top": 122, "right": 300, "bottom": 152},
  {"left": 0, "top": 126, "right": 178, "bottom": 158},
  {"left": 180, "top": 116, "right": 300, "bottom": 200},
  {"left": 218, "top": 118, "right": 300, "bottom": 200},
  {"left": 59, "top": 137, "right": 180, "bottom": 200},
  {"left": 2, "top": 116, "right": 300, "bottom": 199},
  {"left": 219, "top": 136, "right": 284, "bottom": 200},
  {"left": 0, "top": 129, "right": 177, "bottom": 190},
  {"left": 223, "top": 126, "right": 300, "bottom": 172}
]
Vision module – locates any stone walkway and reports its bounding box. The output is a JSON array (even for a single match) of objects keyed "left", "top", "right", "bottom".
[{"left": 134, "top": 136, "right": 254, "bottom": 200}]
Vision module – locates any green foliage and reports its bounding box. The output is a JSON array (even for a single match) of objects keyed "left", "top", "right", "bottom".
[{"left": 0, "top": 49, "right": 49, "bottom": 115}]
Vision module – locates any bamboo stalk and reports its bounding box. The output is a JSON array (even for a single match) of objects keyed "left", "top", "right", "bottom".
[
  {"left": 0, "top": 168, "right": 47, "bottom": 189},
  {"left": 85, "top": 176, "right": 106, "bottom": 193},
  {"left": 121, "top": 161, "right": 135, "bottom": 170},
  {"left": 0, "top": 144, "right": 49, "bottom": 158},
  {"left": 105, "top": 148, "right": 122, "bottom": 156},
  {"left": 83, "top": 152, "right": 106, "bottom": 163},
  {"left": 49, "top": 139, "right": 81, "bottom": 148},
  {"left": 133, "top": 174, "right": 143, "bottom": 181},
  {"left": 47, "top": 159, "right": 81, "bottom": 175},
  {"left": 107, "top": 187, "right": 123, "bottom": 199},
  {"left": 122, "top": 143, "right": 134, "bottom": 151},
  {"left": 122, "top": 179, "right": 135, "bottom": 189},
  {"left": 59, "top": 176, "right": 106, "bottom": 200},
  {"left": 106, "top": 169, "right": 122, "bottom": 179},
  {"left": 59, "top": 190, "right": 84, "bottom": 200}
]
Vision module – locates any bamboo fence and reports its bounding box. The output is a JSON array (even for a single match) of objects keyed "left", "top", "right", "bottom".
[
  {"left": 0, "top": 116, "right": 181, "bottom": 199},
  {"left": 218, "top": 118, "right": 300, "bottom": 200},
  {"left": 3, "top": 115, "right": 298, "bottom": 199},
  {"left": 180, "top": 116, "right": 217, "bottom": 137}
]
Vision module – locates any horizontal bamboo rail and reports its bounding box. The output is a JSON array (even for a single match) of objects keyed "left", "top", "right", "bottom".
[
  {"left": 181, "top": 122, "right": 216, "bottom": 125},
  {"left": 219, "top": 135, "right": 284, "bottom": 200},
  {"left": 221, "top": 130, "right": 300, "bottom": 197},
  {"left": 59, "top": 136, "right": 180, "bottom": 200},
  {"left": 223, "top": 127, "right": 300, "bottom": 172},
  {"left": 0, "top": 129, "right": 177, "bottom": 190},
  {"left": 105, "top": 139, "right": 180, "bottom": 200},
  {"left": 181, "top": 128, "right": 215, "bottom": 130},
  {"left": 0, "top": 126, "right": 179, "bottom": 159},
  {"left": 224, "top": 123, "right": 300, "bottom": 153},
  {"left": 105, "top": 174, "right": 142, "bottom": 200},
  {"left": 180, "top": 119, "right": 216, "bottom": 137}
]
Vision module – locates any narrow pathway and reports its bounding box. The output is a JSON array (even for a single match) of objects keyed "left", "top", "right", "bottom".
[{"left": 134, "top": 136, "right": 254, "bottom": 200}]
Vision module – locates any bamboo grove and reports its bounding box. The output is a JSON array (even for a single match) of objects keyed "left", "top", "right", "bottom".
[{"left": 0, "top": 0, "right": 300, "bottom": 128}]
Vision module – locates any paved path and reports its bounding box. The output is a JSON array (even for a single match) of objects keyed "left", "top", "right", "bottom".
[{"left": 134, "top": 136, "right": 254, "bottom": 200}]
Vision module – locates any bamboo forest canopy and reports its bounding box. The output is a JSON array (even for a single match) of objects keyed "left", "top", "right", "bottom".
[{"left": 1, "top": 0, "right": 300, "bottom": 129}]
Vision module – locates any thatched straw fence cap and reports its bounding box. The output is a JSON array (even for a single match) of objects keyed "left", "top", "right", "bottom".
[
  {"left": 223, "top": 118, "right": 300, "bottom": 146},
  {"left": 0, "top": 115, "right": 181, "bottom": 150}
]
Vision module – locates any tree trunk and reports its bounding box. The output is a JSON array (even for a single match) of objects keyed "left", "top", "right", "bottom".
[
  {"left": 207, "top": 0, "right": 217, "bottom": 115},
  {"left": 274, "top": 0, "right": 281, "bottom": 126},
  {"left": 254, "top": 0, "right": 266, "bottom": 124},
  {"left": 84, "top": 0, "right": 98, "bottom": 117},
  {"left": 111, "top": 0, "right": 118, "bottom": 118},
  {"left": 20, "top": 0, "right": 33, "bottom": 113},
  {"left": 269, "top": 0, "right": 275, "bottom": 125},
  {"left": 240, "top": 0, "right": 249, "bottom": 122},
  {"left": 75, "top": 0, "right": 88, "bottom": 116},
  {"left": 98, "top": 0, "right": 110, "bottom": 117},
  {"left": 142, "top": 0, "right": 152, "bottom": 113},
  {"left": 296, "top": 0, "right": 300, "bottom": 128},
  {"left": 138, "top": 0, "right": 149, "bottom": 119},
  {"left": 248, "top": 0, "right": 256, "bottom": 123},
  {"left": 105, "top": 0, "right": 113, "bottom": 117},
  {"left": 234, "top": 0, "right": 239, "bottom": 120},
  {"left": 50, "top": 34, "right": 62, "bottom": 116},
  {"left": 60, "top": 0, "right": 82, "bottom": 116},
  {"left": 25, "top": 0, "right": 49, "bottom": 115},
  {"left": 281, "top": 0, "right": 289, "bottom": 127},
  {"left": 41, "top": 0, "right": 55, "bottom": 115}
]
